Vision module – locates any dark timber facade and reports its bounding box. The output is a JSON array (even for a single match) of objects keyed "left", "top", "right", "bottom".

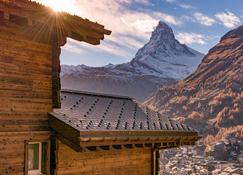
[{"left": 0, "top": 1, "right": 199, "bottom": 175}]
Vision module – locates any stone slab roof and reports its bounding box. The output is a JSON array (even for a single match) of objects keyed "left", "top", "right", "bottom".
[
  {"left": 49, "top": 90, "right": 199, "bottom": 150},
  {"left": 52, "top": 90, "right": 195, "bottom": 132}
]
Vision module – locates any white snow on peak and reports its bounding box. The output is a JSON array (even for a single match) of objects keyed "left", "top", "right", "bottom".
[{"left": 112, "top": 21, "right": 204, "bottom": 79}]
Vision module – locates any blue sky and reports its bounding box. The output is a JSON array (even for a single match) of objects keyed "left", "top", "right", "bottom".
[{"left": 37, "top": 0, "right": 243, "bottom": 67}]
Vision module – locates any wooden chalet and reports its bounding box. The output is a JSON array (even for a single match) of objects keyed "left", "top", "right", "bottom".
[{"left": 0, "top": 0, "right": 199, "bottom": 175}]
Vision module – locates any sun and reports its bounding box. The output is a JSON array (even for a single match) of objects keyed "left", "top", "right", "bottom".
[{"left": 35, "top": 0, "right": 77, "bottom": 14}]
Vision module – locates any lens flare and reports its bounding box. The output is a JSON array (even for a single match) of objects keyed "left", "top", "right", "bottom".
[{"left": 34, "top": 0, "right": 77, "bottom": 14}]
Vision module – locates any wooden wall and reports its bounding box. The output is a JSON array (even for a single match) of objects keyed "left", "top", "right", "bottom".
[
  {"left": 56, "top": 140, "right": 152, "bottom": 175},
  {"left": 0, "top": 22, "right": 52, "bottom": 174}
]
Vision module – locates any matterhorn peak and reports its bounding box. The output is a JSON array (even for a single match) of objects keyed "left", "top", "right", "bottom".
[
  {"left": 150, "top": 21, "right": 175, "bottom": 42},
  {"left": 135, "top": 21, "right": 200, "bottom": 60},
  {"left": 156, "top": 21, "right": 173, "bottom": 33},
  {"left": 131, "top": 21, "right": 204, "bottom": 79}
]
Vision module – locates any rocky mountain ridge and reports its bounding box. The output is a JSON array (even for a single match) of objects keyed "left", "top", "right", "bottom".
[{"left": 145, "top": 25, "right": 243, "bottom": 138}]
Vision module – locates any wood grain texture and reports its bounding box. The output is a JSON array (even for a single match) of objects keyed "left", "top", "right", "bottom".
[
  {"left": 0, "top": 23, "right": 52, "bottom": 175},
  {"left": 0, "top": 23, "right": 52, "bottom": 132},
  {"left": 56, "top": 139, "right": 152, "bottom": 175},
  {"left": 0, "top": 131, "right": 50, "bottom": 175}
]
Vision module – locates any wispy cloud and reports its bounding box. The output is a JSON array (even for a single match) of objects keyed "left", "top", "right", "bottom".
[
  {"left": 176, "top": 32, "right": 208, "bottom": 45},
  {"left": 117, "top": 0, "right": 150, "bottom": 6},
  {"left": 215, "top": 11, "right": 241, "bottom": 28},
  {"left": 60, "top": 0, "right": 180, "bottom": 57},
  {"left": 164, "top": 0, "right": 194, "bottom": 10},
  {"left": 67, "top": 38, "right": 133, "bottom": 59},
  {"left": 134, "top": 0, "right": 150, "bottom": 5},
  {"left": 179, "top": 3, "right": 193, "bottom": 9},
  {"left": 35, "top": 0, "right": 183, "bottom": 59},
  {"left": 108, "top": 34, "right": 144, "bottom": 49},
  {"left": 194, "top": 12, "right": 216, "bottom": 26},
  {"left": 93, "top": 42, "right": 132, "bottom": 58},
  {"left": 164, "top": 0, "right": 175, "bottom": 3},
  {"left": 62, "top": 43, "right": 84, "bottom": 54},
  {"left": 153, "top": 12, "right": 179, "bottom": 25}
]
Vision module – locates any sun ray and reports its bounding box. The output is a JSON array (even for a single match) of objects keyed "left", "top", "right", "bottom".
[{"left": 34, "top": 0, "right": 78, "bottom": 14}]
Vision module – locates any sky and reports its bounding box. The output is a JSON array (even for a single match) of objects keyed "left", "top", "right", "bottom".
[{"left": 35, "top": 0, "right": 243, "bottom": 67}]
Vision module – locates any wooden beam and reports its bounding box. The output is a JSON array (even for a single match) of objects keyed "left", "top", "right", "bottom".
[
  {"left": 123, "top": 144, "right": 133, "bottom": 149},
  {"left": 152, "top": 148, "right": 160, "bottom": 175},
  {"left": 3, "top": 12, "right": 9, "bottom": 20},
  {"left": 56, "top": 133, "right": 82, "bottom": 152},
  {"left": 50, "top": 133, "right": 57, "bottom": 175},
  {"left": 100, "top": 145, "right": 110, "bottom": 151},
  {"left": 145, "top": 143, "right": 153, "bottom": 148},
  {"left": 154, "top": 143, "right": 161, "bottom": 148},
  {"left": 112, "top": 145, "right": 122, "bottom": 150},
  {"left": 0, "top": 2, "right": 111, "bottom": 45},
  {"left": 24, "top": 141, "right": 28, "bottom": 175},
  {"left": 51, "top": 18, "right": 62, "bottom": 109},
  {"left": 86, "top": 146, "right": 97, "bottom": 151},
  {"left": 162, "top": 142, "right": 168, "bottom": 147},
  {"left": 135, "top": 143, "right": 144, "bottom": 148},
  {"left": 49, "top": 114, "right": 81, "bottom": 146}
]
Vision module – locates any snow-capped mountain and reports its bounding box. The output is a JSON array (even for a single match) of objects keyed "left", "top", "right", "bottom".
[
  {"left": 115, "top": 21, "right": 204, "bottom": 79},
  {"left": 61, "top": 21, "right": 204, "bottom": 101}
]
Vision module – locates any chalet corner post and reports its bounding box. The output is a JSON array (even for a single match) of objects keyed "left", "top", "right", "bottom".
[
  {"left": 50, "top": 131, "right": 58, "bottom": 175},
  {"left": 24, "top": 141, "right": 29, "bottom": 175},
  {"left": 152, "top": 147, "right": 160, "bottom": 175},
  {"left": 51, "top": 20, "right": 62, "bottom": 109}
]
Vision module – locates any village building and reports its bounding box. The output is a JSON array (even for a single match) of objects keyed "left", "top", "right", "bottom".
[{"left": 0, "top": 0, "right": 199, "bottom": 175}]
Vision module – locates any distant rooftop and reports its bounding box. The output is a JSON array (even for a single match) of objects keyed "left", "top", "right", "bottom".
[
  {"left": 52, "top": 89, "right": 195, "bottom": 132},
  {"left": 49, "top": 90, "right": 199, "bottom": 150},
  {"left": 61, "top": 89, "right": 133, "bottom": 101}
]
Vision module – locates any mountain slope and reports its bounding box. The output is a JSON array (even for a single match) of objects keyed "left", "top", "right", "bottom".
[
  {"left": 145, "top": 25, "right": 243, "bottom": 136},
  {"left": 61, "top": 21, "right": 204, "bottom": 101}
]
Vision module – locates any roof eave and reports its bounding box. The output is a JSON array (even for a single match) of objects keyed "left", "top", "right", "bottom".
[
  {"left": 49, "top": 112, "right": 200, "bottom": 151},
  {"left": 0, "top": 0, "right": 111, "bottom": 45}
]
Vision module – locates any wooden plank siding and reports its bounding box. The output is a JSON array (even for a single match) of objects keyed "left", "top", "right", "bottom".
[
  {"left": 0, "top": 131, "right": 50, "bottom": 175},
  {"left": 56, "top": 139, "right": 152, "bottom": 175},
  {"left": 0, "top": 22, "right": 52, "bottom": 174}
]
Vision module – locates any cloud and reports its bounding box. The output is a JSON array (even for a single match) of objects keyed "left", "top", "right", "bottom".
[
  {"left": 67, "top": 38, "right": 132, "bottom": 58},
  {"left": 36, "top": 0, "right": 191, "bottom": 61},
  {"left": 59, "top": 0, "right": 179, "bottom": 57},
  {"left": 108, "top": 34, "right": 144, "bottom": 49},
  {"left": 176, "top": 33, "right": 208, "bottom": 45},
  {"left": 153, "top": 12, "right": 179, "bottom": 25},
  {"left": 164, "top": 0, "right": 194, "bottom": 10},
  {"left": 62, "top": 42, "right": 84, "bottom": 54},
  {"left": 134, "top": 0, "right": 150, "bottom": 5},
  {"left": 92, "top": 42, "right": 132, "bottom": 58},
  {"left": 119, "top": 0, "right": 150, "bottom": 5},
  {"left": 164, "top": 0, "right": 175, "bottom": 3},
  {"left": 194, "top": 12, "right": 216, "bottom": 26},
  {"left": 215, "top": 11, "right": 241, "bottom": 28},
  {"left": 179, "top": 4, "right": 193, "bottom": 9}
]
